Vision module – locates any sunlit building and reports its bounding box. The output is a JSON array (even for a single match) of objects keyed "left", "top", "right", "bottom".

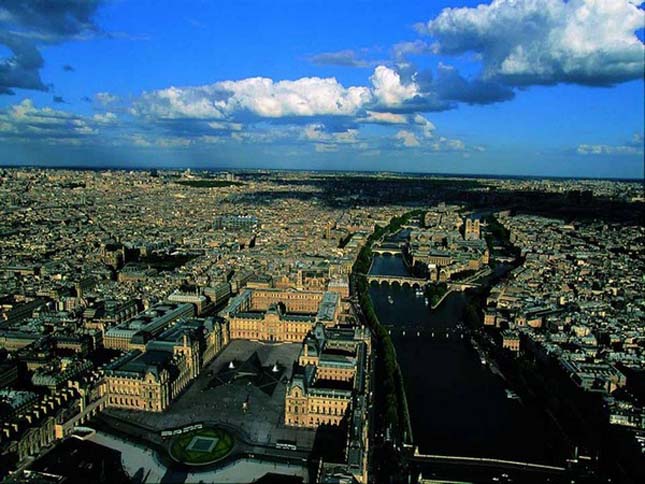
[
  {"left": 222, "top": 288, "right": 340, "bottom": 342},
  {"left": 285, "top": 323, "right": 368, "bottom": 429}
]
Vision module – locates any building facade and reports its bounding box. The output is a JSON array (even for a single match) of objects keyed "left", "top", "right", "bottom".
[
  {"left": 222, "top": 288, "right": 340, "bottom": 342},
  {"left": 103, "top": 316, "right": 227, "bottom": 412},
  {"left": 285, "top": 324, "right": 368, "bottom": 429}
]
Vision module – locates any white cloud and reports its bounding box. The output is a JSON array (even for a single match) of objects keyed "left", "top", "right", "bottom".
[
  {"left": 133, "top": 85, "right": 227, "bottom": 119},
  {"left": 208, "top": 121, "right": 242, "bottom": 131},
  {"left": 96, "top": 92, "right": 119, "bottom": 106},
  {"left": 395, "top": 130, "right": 421, "bottom": 147},
  {"left": 126, "top": 133, "right": 192, "bottom": 148},
  {"left": 413, "top": 114, "right": 436, "bottom": 138},
  {"left": 370, "top": 65, "right": 419, "bottom": 106},
  {"left": 425, "top": 0, "right": 645, "bottom": 86},
  {"left": 92, "top": 112, "right": 117, "bottom": 124},
  {"left": 130, "top": 65, "right": 432, "bottom": 123},
  {"left": 133, "top": 76, "right": 373, "bottom": 120},
  {"left": 304, "top": 124, "right": 361, "bottom": 152},
  {"left": 357, "top": 111, "right": 409, "bottom": 124},
  {"left": 432, "top": 137, "right": 465, "bottom": 152},
  {"left": 395, "top": 125, "right": 472, "bottom": 152},
  {"left": 392, "top": 40, "right": 433, "bottom": 61},
  {"left": 108, "top": 65, "right": 483, "bottom": 154},
  {"left": 303, "top": 124, "right": 328, "bottom": 141},
  {"left": 219, "top": 76, "right": 372, "bottom": 117},
  {"left": 0, "top": 99, "right": 99, "bottom": 142},
  {"left": 577, "top": 133, "right": 644, "bottom": 155}
]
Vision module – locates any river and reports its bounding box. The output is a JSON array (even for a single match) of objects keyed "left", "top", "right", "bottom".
[{"left": 368, "top": 253, "right": 564, "bottom": 464}]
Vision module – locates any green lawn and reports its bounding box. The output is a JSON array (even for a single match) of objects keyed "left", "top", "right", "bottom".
[{"left": 169, "top": 427, "right": 234, "bottom": 465}]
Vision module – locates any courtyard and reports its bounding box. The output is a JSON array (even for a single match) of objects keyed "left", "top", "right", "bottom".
[{"left": 105, "top": 339, "right": 317, "bottom": 450}]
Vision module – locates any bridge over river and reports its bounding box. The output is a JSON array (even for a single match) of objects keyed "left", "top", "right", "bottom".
[
  {"left": 368, "top": 253, "right": 569, "bottom": 471},
  {"left": 366, "top": 273, "right": 427, "bottom": 286},
  {"left": 410, "top": 450, "right": 567, "bottom": 481},
  {"left": 385, "top": 325, "right": 467, "bottom": 340},
  {"left": 365, "top": 273, "right": 479, "bottom": 293}
]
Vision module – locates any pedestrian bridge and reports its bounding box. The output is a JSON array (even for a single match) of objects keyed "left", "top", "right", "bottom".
[{"left": 411, "top": 449, "right": 566, "bottom": 474}]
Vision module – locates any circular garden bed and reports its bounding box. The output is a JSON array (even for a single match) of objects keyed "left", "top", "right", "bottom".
[{"left": 169, "top": 426, "right": 234, "bottom": 466}]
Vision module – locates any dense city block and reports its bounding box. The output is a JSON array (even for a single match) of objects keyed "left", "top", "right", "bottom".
[{"left": 0, "top": 168, "right": 643, "bottom": 483}]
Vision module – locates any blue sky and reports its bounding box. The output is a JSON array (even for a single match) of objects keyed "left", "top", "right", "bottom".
[{"left": 0, "top": 0, "right": 643, "bottom": 178}]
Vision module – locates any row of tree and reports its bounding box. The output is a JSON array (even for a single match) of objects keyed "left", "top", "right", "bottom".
[{"left": 352, "top": 211, "right": 425, "bottom": 444}]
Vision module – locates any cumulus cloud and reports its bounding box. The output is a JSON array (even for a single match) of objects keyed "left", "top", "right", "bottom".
[
  {"left": 0, "top": 99, "right": 219, "bottom": 149},
  {"left": 0, "top": 1, "right": 101, "bottom": 39},
  {"left": 0, "top": 99, "right": 99, "bottom": 142},
  {"left": 413, "top": 114, "right": 436, "bottom": 138},
  {"left": 127, "top": 134, "right": 192, "bottom": 148},
  {"left": 0, "top": 34, "right": 47, "bottom": 94},
  {"left": 131, "top": 64, "right": 453, "bottom": 125},
  {"left": 96, "top": 92, "right": 119, "bottom": 106},
  {"left": 303, "top": 123, "right": 359, "bottom": 144},
  {"left": 131, "top": 62, "right": 504, "bottom": 142},
  {"left": 302, "top": 123, "right": 366, "bottom": 153},
  {"left": 368, "top": 64, "right": 455, "bottom": 113},
  {"left": 423, "top": 0, "right": 645, "bottom": 86},
  {"left": 394, "top": 114, "right": 435, "bottom": 148},
  {"left": 132, "top": 76, "right": 373, "bottom": 120},
  {"left": 370, "top": 65, "right": 419, "bottom": 107},
  {"left": 434, "top": 63, "right": 515, "bottom": 105},
  {"left": 577, "top": 133, "right": 644, "bottom": 155},
  {"left": 431, "top": 137, "right": 466, "bottom": 152},
  {"left": 125, "top": 65, "right": 478, "bottom": 154},
  {"left": 0, "top": 1, "right": 103, "bottom": 94},
  {"left": 393, "top": 114, "right": 477, "bottom": 153},
  {"left": 357, "top": 111, "right": 409, "bottom": 125},
  {"left": 92, "top": 112, "right": 118, "bottom": 124},
  {"left": 395, "top": 130, "right": 421, "bottom": 147},
  {"left": 218, "top": 76, "right": 372, "bottom": 118},
  {"left": 392, "top": 40, "right": 434, "bottom": 61}
]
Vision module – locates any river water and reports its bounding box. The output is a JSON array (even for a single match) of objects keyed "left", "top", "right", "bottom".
[{"left": 368, "top": 254, "right": 563, "bottom": 464}]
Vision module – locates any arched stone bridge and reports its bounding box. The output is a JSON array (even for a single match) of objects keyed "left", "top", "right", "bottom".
[
  {"left": 372, "top": 240, "right": 407, "bottom": 256},
  {"left": 372, "top": 246, "right": 404, "bottom": 256},
  {"left": 366, "top": 274, "right": 427, "bottom": 287}
]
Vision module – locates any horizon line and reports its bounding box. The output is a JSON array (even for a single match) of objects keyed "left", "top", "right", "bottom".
[{"left": 0, "top": 162, "right": 643, "bottom": 184}]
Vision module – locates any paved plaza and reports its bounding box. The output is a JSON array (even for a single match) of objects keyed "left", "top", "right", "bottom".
[
  {"left": 88, "top": 431, "right": 310, "bottom": 483},
  {"left": 106, "top": 340, "right": 316, "bottom": 450}
]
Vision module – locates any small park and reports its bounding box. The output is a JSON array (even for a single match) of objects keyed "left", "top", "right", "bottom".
[{"left": 168, "top": 426, "right": 234, "bottom": 466}]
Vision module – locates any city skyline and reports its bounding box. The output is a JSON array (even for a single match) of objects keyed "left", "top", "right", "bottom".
[{"left": 0, "top": 0, "right": 644, "bottom": 179}]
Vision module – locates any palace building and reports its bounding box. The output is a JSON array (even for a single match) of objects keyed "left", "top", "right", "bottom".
[
  {"left": 103, "top": 316, "right": 226, "bottom": 412},
  {"left": 222, "top": 288, "right": 340, "bottom": 342},
  {"left": 285, "top": 323, "right": 369, "bottom": 429},
  {"left": 103, "top": 302, "right": 195, "bottom": 351}
]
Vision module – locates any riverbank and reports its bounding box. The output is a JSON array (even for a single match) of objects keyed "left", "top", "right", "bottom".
[
  {"left": 366, "top": 226, "right": 569, "bottom": 467},
  {"left": 352, "top": 212, "right": 422, "bottom": 444}
]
